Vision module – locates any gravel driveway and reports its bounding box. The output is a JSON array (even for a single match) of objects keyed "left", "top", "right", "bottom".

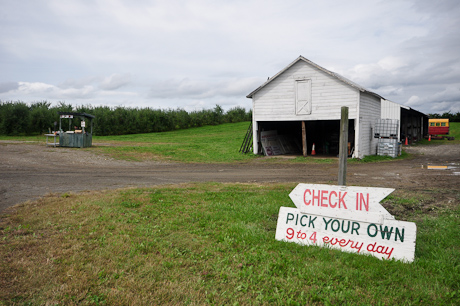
[{"left": 1, "top": 141, "right": 459, "bottom": 213}]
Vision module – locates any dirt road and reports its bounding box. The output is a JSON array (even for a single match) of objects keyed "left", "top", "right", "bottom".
[{"left": 1, "top": 142, "right": 459, "bottom": 213}]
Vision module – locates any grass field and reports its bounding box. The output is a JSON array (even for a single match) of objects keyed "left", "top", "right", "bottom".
[
  {"left": 5, "top": 121, "right": 456, "bottom": 163},
  {"left": 92, "top": 122, "right": 259, "bottom": 163},
  {"left": 1, "top": 183, "right": 459, "bottom": 305},
  {"left": 1, "top": 122, "right": 459, "bottom": 163},
  {"left": 0, "top": 122, "right": 260, "bottom": 163},
  {"left": 91, "top": 121, "right": 459, "bottom": 162}
]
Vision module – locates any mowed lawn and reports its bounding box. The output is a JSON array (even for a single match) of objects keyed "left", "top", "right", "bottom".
[
  {"left": 2, "top": 121, "right": 459, "bottom": 163},
  {"left": 90, "top": 121, "right": 459, "bottom": 162},
  {"left": 1, "top": 183, "right": 459, "bottom": 305},
  {"left": 91, "top": 122, "right": 259, "bottom": 163}
]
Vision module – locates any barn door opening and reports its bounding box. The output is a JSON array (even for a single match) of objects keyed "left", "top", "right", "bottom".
[
  {"left": 303, "top": 120, "right": 355, "bottom": 156},
  {"left": 256, "top": 120, "right": 355, "bottom": 157}
]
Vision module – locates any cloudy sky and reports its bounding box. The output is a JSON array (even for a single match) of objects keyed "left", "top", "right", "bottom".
[{"left": 1, "top": 0, "right": 459, "bottom": 114}]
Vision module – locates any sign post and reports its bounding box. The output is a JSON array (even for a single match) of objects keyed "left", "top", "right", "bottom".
[
  {"left": 338, "top": 106, "right": 348, "bottom": 185},
  {"left": 275, "top": 183, "right": 417, "bottom": 262}
]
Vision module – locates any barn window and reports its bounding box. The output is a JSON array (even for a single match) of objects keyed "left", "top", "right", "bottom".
[{"left": 295, "top": 79, "right": 312, "bottom": 115}]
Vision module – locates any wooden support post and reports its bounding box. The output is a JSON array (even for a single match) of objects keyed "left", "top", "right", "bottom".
[
  {"left": 338, "top": 106, "right": 349, "bottom": 186},
  {"left": 302, "top": 121, "right": 307, "bottom": 157},
  {"left": 404, "top": 114, "right": 408, "bottom": 143}
]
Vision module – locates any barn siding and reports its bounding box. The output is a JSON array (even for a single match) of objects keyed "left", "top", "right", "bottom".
[
  {"left": 253, "top": 61, "right": 359, "bottom": 122},
  {"left": 381, "top": 99, "right": 403, "bottom": 140},
  {"left": 357, "top": 93, "right": 381, "bottom": 158},
  {"left": 381, "top": 99, "right": 401, "bottom": 120}
]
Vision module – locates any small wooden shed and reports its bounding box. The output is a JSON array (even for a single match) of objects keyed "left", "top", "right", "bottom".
[
  {"left": 246, "top": 56, "right": 427, "bottom": 158},
  {"left": 58, "top": 112, "right": 95, "bottom": 148}
]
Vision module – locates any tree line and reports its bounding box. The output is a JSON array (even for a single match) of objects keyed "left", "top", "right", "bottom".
[
  {"left": 0, "top": 101, "right": 252, "bottom": 136},
  {"left": 428, "top": 111, "right": 460, "bottom": 122}
]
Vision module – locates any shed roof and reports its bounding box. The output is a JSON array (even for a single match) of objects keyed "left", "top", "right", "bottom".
[{"left": 246, "top": 55, "right": 385, "bottom": 100}]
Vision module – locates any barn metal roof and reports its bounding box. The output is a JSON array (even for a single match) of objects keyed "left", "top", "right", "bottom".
[{"left": 246, "top": 55, "right": 385, "bottom": 100}]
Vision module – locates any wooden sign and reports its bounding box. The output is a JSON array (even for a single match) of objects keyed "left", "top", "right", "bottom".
[
  {"left": 289, "top": 184, "right": 395, "bottom": 224},
  {"left": 276, "top": 184, "right": 417, "bottom": 262},
  {"left": 260, "top": 130, "right": 283, "bottom": 156},
  {"left": 275, "top": 206, "right": 417, "bottom": 262}
]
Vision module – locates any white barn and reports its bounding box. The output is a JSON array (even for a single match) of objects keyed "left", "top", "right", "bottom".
[{"left": 246, "top": 56, "right": 427, "bottom": 158}]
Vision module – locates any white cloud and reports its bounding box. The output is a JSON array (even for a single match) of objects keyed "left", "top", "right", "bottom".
[
  {"left": 58, "top": 77, "right": 100, "bottom": 90},
  {"left": 16, "top": 82, "right": 96, "bottom": 99},
  {"left": 0, "top": 82, "right": 19, "bottom": 93},
  {"left": 407, "top": 95, "right": 421, "bottom": 106},
  {"left": 148, "top": 77, "right": 262, "bottom": 100},
  {"left": 430, "top": 86, "right": 460, "bottom": 104},
  {"left": 377, "top": 57, "right": 408, "bottom": 72},
  {"left": 99, "top": 74, "right": 131, "bottom": 90}
]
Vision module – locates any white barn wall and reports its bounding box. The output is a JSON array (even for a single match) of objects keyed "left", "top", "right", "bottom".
[
  {"left": 253, "top": 61, "right": 359, "bottom": 122},
  {"left": 357, "top": 93, "right": 381, "bottom": 158},
  {"left": 381, "top": 99, "right": 401, "bottom": 120}
]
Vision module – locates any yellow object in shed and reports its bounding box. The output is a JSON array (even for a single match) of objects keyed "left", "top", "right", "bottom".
[{"left": 427, "top": 165, "right": 448, "bottom": 170}]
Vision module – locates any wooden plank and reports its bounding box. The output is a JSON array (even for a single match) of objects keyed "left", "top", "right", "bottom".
[{"left": 302, "top": 121, "right": 307, "bottom": 157}]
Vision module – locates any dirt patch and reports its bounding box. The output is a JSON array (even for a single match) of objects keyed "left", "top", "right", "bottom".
[{"left": 1, "top": 141, "right": 459, "bottom": 214}]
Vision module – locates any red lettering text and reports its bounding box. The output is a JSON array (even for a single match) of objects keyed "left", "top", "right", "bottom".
[
  {"left": 329, "top": 191, "right": 338, "bottom": 208},
  {"left": 366, "top": 242, "right": 394, "bottom": 259},
  {"left": 339, "top": 192, "right": 347, "bottom": 209},
  {"left": 356, "top": 192, "right": 369, "bottom": 211},
  {"left": 322, "top": 236, "right": 364, "bottom": 253},
  {"left": 304, "top": 189, "right": 311, "bottom": 205},
  {"left": 286, "top": 228, "right": 295, "bottom": 239},
  {"left": 303, "top": 189, "right": 349, "bottom": 209}
]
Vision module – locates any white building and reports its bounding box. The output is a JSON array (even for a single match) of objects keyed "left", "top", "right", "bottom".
[{"left": 246, "top": 56, "right": 427, "bottom": 158}]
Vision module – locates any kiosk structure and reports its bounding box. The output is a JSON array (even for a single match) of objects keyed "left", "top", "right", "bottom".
[{"left": 58, "top": 112, "right": 95, "bottom": 148}]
